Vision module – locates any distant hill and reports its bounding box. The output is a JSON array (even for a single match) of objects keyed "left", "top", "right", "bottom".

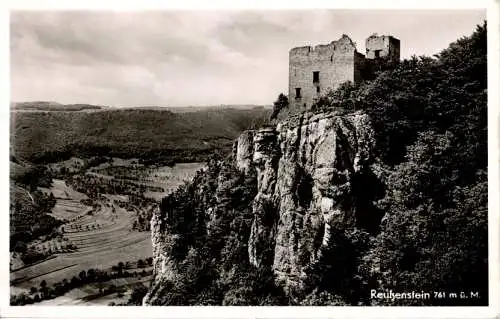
[
  {"left": 11, "top": 101, "right": 271, "bottom": 113},
  {"left": 11, "top": 101, "right": 106, "bottom": 112},
  {"left": 11, "top": 107, "right": 271, "bottom": 164},
  {"left": 127, "top": 105, "right": 272, "bottom": 113}
]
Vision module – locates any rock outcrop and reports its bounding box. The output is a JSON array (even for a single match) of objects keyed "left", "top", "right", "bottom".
[
  {"left": 144, "top": 109, "right": 377, "bottom": 304},
  {"left": 239, "top": 110, "right": 376, "bottom": 289}
]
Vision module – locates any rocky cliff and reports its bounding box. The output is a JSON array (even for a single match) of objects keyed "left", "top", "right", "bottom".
[
  {"left": 143, "top": 109, "right": 381, "bottom": 304},
  {"left": 243, "top": 110, "right": 376, "bottom": 290},
  {"left": 143, "top": 24, "right": 488, "bottom": 305}
]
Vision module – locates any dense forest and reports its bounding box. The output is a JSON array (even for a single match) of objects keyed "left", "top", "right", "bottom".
[
  {"left": 148, "top": 23, "right": 487, "bottom": 306},
  {"left": 10, "top": 107, "right": 271, "bottom": 165}
]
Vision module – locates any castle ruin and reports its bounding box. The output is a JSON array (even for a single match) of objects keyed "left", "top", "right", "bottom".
[{"left": 289, "top": 34, "right": 400, "bottom": 113}]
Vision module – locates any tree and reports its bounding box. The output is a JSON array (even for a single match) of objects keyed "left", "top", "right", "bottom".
[
  {"left": 79, "top": 270, "right": 87, "bottom": 282},
  {"left": 299, "top": 289, "right": 347, "bottom": 306},
  {"left": 270, "top": 93, "right": 289, "bottom": 120},
  {"left": 53, "top": 282, "right": 63, "bottom": 295},
  {"left": 364, "top": 129, "right": 487, "bottom": 305},
  {"left": 13, "top": 241, "right": 27, "bottom": 253},
  {"left": 49, "top": 192, "right": 56, "bottom": 203},
  {"left": 137, "top": 259, "right": 145, "bottom": 268},
  {"left": 87, "top": 268, "right": 96, "bottom": 280},
  {"left": 70, "top": 276, "right": 79, "bottom": 286},
  {"left": 312, "top": 81, "right": 358, "bottom": 112},
  {"left": 128, "top": 284, "right": 148, "bottom": 305}
]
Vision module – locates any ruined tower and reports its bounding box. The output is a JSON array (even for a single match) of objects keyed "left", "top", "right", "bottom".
[
  {"left": 288, "top": 34, "right": 365, "bottom": 113},
  {"left": 288, "top": 33, "right": 400, "bottom": 114},
  {"left": 365, "top": 34, "right": 400, "bottom": 60}
]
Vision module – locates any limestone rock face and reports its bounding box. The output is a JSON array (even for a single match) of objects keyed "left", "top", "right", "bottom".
[
  {"left": 144, "top": 110, "right": 377, "bottom": 304},
  {"left": 241, "top": 111, "right": 376, "bottom": 289},
  {"left": 142, "top": 206, "right": 178, "bottom": 305},
  {"left": 234, "top": 130, "right": 255, "bottom": 172}
]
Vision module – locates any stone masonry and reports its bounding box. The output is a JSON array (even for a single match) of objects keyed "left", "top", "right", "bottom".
[
  {"left": 289, "top": 34, "right": 400, "bottom": 113},
  {"left": 366, "top": 34, "right": 400, "bottom": 60}
]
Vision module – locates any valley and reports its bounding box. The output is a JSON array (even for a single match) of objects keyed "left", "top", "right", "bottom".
[
  {"left": 7, "top": 12, "right": 489, "bottom": 308},
  {"left": 10, "top": 158, "right": 204, "bottom": 306},
  {"left": 9, "top": 106, "right": 267, "bottom": 306}
]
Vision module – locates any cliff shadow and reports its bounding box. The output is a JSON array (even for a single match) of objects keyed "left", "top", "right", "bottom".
[{"left": 350, "top": 167, "right": 386, "bottom": 235}]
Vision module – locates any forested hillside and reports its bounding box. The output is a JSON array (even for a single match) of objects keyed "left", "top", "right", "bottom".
[
  {"left": 11, "top": 107, "right": 271, "bottom": 165},
  {"left": 145, "top": 22, "right": 487, "bottom": 306},
  {"left": 9, "top": 158, "right": 60, "bottom": 261}
]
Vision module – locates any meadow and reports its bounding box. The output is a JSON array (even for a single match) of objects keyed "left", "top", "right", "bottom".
[{"left": 10, "top": 159, "right": 203, "bottom": 305}]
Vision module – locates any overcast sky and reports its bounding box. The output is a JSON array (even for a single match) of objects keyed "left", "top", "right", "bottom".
[{"left": 10, "top": 10, "right": 485, "bottom": 107}]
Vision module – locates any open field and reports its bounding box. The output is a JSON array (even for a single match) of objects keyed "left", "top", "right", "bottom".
[
  {"left": 46, "top": 179, "right": 87, "bottom": 200},
  {"left": 10, "top": 159, "right": 204, "bottom": 305},
  {"left": 10, "top": 203, "right": 152, "bottom": 292},
  {"left": 89, "top": 162, "right": 205, "bottom": 200},
  {"left": 39, "top": 179, "right": 92, "bottom": 221},
  {"left": 36, "top": 275, "right": 153, "bottom": 306},
  {"left": 50, "top": 200, "right": 92, "bottom": 221}
]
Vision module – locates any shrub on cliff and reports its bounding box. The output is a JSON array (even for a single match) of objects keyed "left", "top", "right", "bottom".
[
  {"left": 155, "top": 159, "right": 267, "bottom": 305},
  {"left": 311, "top": 81, "right": 359, "bottom": 113},
  {"left": 270, "top": 93, "right": 289, "bottom": 120},
  {"left": 299, "top": 289, "right": 347, "bottom": 306}
]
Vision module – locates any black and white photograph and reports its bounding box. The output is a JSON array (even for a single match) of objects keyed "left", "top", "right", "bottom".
[{"left": 4, "top": 1, "right": 498, "bottom": 317}]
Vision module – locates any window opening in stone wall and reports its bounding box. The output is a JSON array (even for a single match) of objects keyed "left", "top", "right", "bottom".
[
  {"left": 295, "top": 88, "right": 302, "bottom": 98},
  {"left": 313, "top": 71, "right": 320, "bottom": 83},
  {"left": 316, "top": 86, "right": 320, "bottom": 93},
  {"left": 374, "top": 49, "right": 381, "bottom": 58}
]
